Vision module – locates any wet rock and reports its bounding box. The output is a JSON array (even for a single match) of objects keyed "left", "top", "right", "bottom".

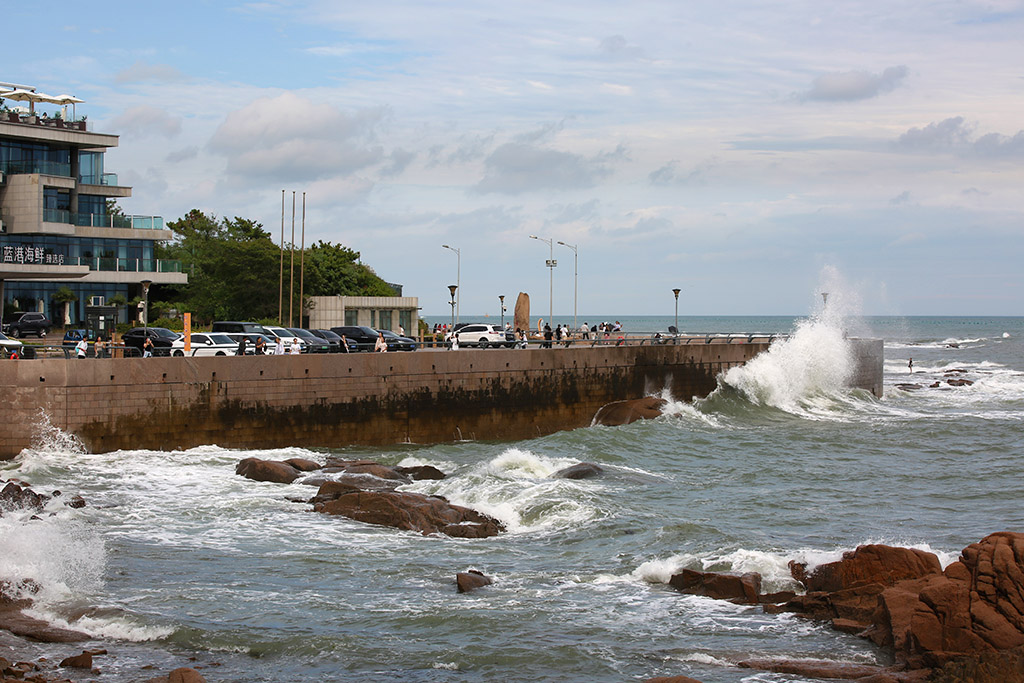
[
  {"left": 284, "top": 457, "right": 322, "bottom": 472},
  {"left": 322, "top": 459, "right": 411, "bottom": 482},
  {"left": 930, "top": 382, "right": 942, "bottom": 388},
  {"left": 946, "top": 378, "right": 974, "bottom": 387},
  {"left": 316, "top": 490, "right": 504, "bottom": 538},
  {"left": 668, "top": 569, "right": 761, "bottom": 604},
  {"left": 738, "top": 659, "right": 891, "bottom": 680},
  {"left": 759, "top": 590, "right": 796, "bottom": 604},
  {"left": 303, "top": 474, "right": 405, "bottom": 493},
  {"left": 792, "top": 544, "right": 942, "bottom": 593},
  {"left": 395, "top": 465, "right": 447, "bottom": 480},
  {"left": 895, "top": 383, "right": 923, "bottom": 391},
  {"left": 0, "top": 608, "right": 89, "bottom": 642},
  {"left": 644, "top": 677, "right": 705, "bottom": 683},
  {"left": 235, "top": 457, "right": 301, "bottom": 484},
  {"left": 593, "top": 397, "right": 667, "bottom": 426},
  {"left": 456, "top": 570, "right": 492, "bottom": 593},
  {"left": 59, "top": 652, "right": 92, "bottom": 668},
  {"left": 310, "top": 480, "right": 364, "bottom": 505},
  {"left": 0, "top": 482, "right": 49, "bottom": 514},
  {"left": 552, "top": 463, "right": 604, "bottom": 479},
  {"left": 169, "top": 668, "right": 207, "bottom": 683}
]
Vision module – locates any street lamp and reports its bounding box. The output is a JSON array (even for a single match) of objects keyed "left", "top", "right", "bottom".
[
  {"left": 140, "top": 279, "right": 152, "bottom": 334},
  {"left": 821, "top": 292, "right": 829, "bottom": 309},
  {"left": 442, "top": 244, "right": 460, "bottom": 324},
  {"left": 448, "top": 284, "right": 458, "bottom": 332},
  {"left": 672, "top": 288, "right": 681, "bottom": 340},
  {"left": 499, "top": 295, "right": 506, "bottom": 328},
  {"left": 557, "top": 241, "right": 577, "bottom": 332},
  {"left": 529, "top": 235, "right": 555, "bottom": 327}
]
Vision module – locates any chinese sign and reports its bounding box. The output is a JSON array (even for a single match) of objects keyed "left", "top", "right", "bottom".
[{"left": 1, "top": 245, "right": 65, "bottom": 265}]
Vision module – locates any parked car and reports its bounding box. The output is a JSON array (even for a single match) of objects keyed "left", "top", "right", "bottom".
[
  {"left": 310, "top": 328, "right": 344, "bottom": 353},
  {"left": 287, "top": 328, "right": 331, "bottom": 353},
  {"left": 171, "top": 333, "right": 237, "bottom": 357},
  {"left": 211, "top": 321, "right": 268, "bottom": 335},
  {"left": 2, "top": 312, "right": 51, "bottom": 338},
  {"left": 378, "top": 329, "right": 418, "bottom": 352},
  {"left": 263, "top": 325, "right": 308, "bottom": 353},
  {"left": 121, "top": 327, "right": 179, "bottom": 356},
  {"left": 447, "top": 323, "right": 515, "bottom": 348},
  {"left": 329, "top": 326, "right": 381, "bottom": 352},
  {"left": 0, "top": 331, "right": 24, "bottom": 357}
]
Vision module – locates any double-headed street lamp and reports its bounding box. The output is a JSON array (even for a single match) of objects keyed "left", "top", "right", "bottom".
[
  {"left": 442, "top": 244, "right": 460, "bottom": 324},
  {"left": 528, "top": 235, "right": 555, "bottom": 326},
  {"left": 557, "top": 241, "right": 577, "bottom": 332}
]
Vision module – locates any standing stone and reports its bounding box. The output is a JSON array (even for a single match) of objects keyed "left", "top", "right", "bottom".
[{"left": 514, "top": 292, "right": 530, "bottom": 333}]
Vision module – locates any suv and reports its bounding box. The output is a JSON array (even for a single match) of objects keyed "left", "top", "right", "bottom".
[
  {"left": 448, "top": 323, "right": 514, "bottom": 348},
  {"left": 2, "top": 312, "right": 51, "bottom": 338},
  {"left": 121, "top": 327, "right": 179, "bottom": 356},
  {"left": 330, "top": 325, "right": 381, "bottom": 352},
  {"left": 211, "top": 321, "right": 267, "bottom": 335}
]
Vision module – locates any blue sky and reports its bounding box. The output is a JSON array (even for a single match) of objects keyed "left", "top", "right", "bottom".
[{"left": 6, "top": 0, "right": 1024, "bottom": 317}]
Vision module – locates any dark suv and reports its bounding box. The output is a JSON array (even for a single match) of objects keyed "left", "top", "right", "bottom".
[
  {"left": 121, "top": 327, "right": 179, "bottom": 356},
  {"left": 2, "top": 312, "right": 51, "bottom": 338},
  {"left": 330, "top": 325, "right": 380, "bottom": 352}
]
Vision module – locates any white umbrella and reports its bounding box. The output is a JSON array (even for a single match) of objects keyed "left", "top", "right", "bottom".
[
  {"left": 0, "top": 88, "right": 61, "bottom": 114},
  {"left": 53, "top": 94, "right": 84, "bottom": 120}
]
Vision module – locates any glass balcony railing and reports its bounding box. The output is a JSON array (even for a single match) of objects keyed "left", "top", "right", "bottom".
[
  {"left": 78, "top": 173, "right": 119, "bottom": 186},
  {"left": 41, "top": 211, "right": 166, "bottom": 230},
  {"left": 0, "top": 160, "right": 72, "bottom": 176},
  {"left": 67, "top": 257, "right": 183, "bottom": 273}
]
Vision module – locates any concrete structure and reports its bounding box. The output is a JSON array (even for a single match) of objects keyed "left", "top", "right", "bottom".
[
  {"left": 0, "top": 338, "right": 882, "bottom": 458},
  {"left": 0, "top": 83, "right": 186, "bottom": 326},
  {"left": 307, "top": 295, "right": 419, "bottom": 334}
]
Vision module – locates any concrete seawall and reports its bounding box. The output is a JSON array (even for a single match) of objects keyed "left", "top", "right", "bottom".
[{"left": 0, "top": 338, "right": 883, "bottom": 459}]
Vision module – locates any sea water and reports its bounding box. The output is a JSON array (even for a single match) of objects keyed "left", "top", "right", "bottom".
[{"left": 2, "top": 314, "right": 1023, "bottom": 682}]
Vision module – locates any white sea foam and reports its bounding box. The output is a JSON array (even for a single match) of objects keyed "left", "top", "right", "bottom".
[{"left": 23, "top": 607, "right": 174, "bottom": 641}]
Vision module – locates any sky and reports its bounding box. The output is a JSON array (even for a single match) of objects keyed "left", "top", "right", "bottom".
[{"left": 5, "top": 0, "right": 1024, "bottom": 318}]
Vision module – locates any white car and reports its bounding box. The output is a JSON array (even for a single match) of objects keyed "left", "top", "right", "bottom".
[
  {"left": 447, "top": 323, "right": 514, "bottom": 348},
  {"left": 171, "top": 333, "right": 237, "bottom": 357},
  {"left": 0, "top": 330, "right": 24, "bottom": 357},
  {"left": 263, "top": 325, "right": 308, "bottom": 353}
]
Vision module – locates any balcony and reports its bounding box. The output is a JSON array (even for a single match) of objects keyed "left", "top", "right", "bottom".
[
  {"left": 0, "top": 159, "right": 71, "bottom": 176},
  {"left": 79, "top": 172, "right": 118, "bottom": 186},
  {"left": 68, "top": 257, "right": 183, "bottom": 273},
  {"left": 43, "top": 209, "right": 165, "bottom": 230}
]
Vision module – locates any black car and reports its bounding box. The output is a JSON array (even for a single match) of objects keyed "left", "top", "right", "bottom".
[
  {"left": 121, "top": 327, "right": 179, "bottom": 356},
  {"left": 2, "top": 311, "right": 51, "bottom": 338},
  {"left": 310, "top": 328, "right": 344, "bottom": 353},
  {"left": 330, "top": 325, "right": 381, "bottom": 352},
  {"left": 287, "top": 328, "right": 331, "bottom": 353},
  {"left": 378, "top": 329, "right": 418, "bottom": 351}
]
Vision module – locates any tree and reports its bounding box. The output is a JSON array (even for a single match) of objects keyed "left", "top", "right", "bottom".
[{"left": 52, "top": 286, "right": 77, "bottom": 326}]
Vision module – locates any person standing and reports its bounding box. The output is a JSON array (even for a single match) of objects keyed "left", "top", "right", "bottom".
[
  {"left": 375, "top": 332, "right": 388, "bottom": 352},
  {"left": 76, "top": 337, "right": 89, "bottom": 359},
  {"left": 142, "top": 336, "right": 154, "bottom": 358},
  {"left": 290, "top": 338, "right": 301, "bottom": 355},
  {"left": 581, "top": 322, "right": 590, "bottom": 340},
  {"left": 274, "top": 336, "right": 285, "bottom": 356},
  {"left": 543, "top": 324, "right": 553, "bottom": 349},
  {"left": 398, "top": 324, "right": 405, "bottom": 337},
  {"left": 908, "top": 357, "right": 913, "bottom": 374},
  {"left": 254, "top": 336, "right": 266, "bottom": 355},
  {"left": 236, "top": 336, "right": 248, "bottom": 356},
  {"left": 95, "top": 336, "right": 106, "bottom": 359}
]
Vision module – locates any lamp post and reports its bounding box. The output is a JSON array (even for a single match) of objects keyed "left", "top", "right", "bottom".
[
  {"left": 821, "top": 292, "right": 829, "bottom": 309},
  {"left": 557, "top": 241, "right": 577, "bottom": 332},
  {"left": 442, "top": 244, "right": 460, "bottom": 324},
  {"left": 672, "top": 288, "right": 681, "bottom": 340},
  {"left": 448, "top": 284, "right": 458, "bottom": 332},
  {"left": 140, "top": 279, "right": 152, "bottom": 334},
  {"left": 499, "top": 295, "right": 506, "bottom": 328},
  {"left": 529, "top": 235, "right": 555, "bottom": 326}
]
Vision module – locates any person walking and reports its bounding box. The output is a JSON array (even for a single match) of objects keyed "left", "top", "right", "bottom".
[
  {"left": 274, "top": 336, "right": 285, "bottom": 356},
  {"left": 908, "top": 357, "right": 914, "bottom": 374},
  {"left": 254, "top": 336, "right": 266, "bottom": 355},
  {"left": 76, "top": 337, "right": 88, "bottom": 359},
  {"left": 236, "top": 336, "right": 248, "bottom": 356}
]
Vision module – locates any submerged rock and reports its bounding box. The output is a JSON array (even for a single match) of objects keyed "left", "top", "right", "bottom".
[
  {"left": 668, "top": 569, "right": 762, "bottom": 604},
  {"left": 593, "top": 397, "right": 667, "bottom": 426},
  {"left": 552, "top": 462, "right": 604, "bottom": 479},
  {"left": 235, "top": 457, "right": 301, "bottom": 484},
  {"left": 316, "top": 490, "right": 504, "bottom": 538},
  {"left": 395, "top": 465, "right": 447, "bottom": 480},
  {"left": 456, "top": 570, "right": 493, "bottom": 593}
]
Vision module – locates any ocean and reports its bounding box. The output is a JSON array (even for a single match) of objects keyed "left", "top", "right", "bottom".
[{"left": 2, "top": 314, "right": 1022, "bottom": 682}]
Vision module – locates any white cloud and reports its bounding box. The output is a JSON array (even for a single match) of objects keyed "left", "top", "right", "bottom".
[
  {"left": 111, "top": 105, "right": 182, "bottom": 138},
  {"left": 802, "top": 65, "right": 909, "bottom": 101}
]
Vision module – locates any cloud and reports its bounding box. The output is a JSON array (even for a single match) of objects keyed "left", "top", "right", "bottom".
[
  {"left": 474, "top": 143, "right": 615, "bottom": 195},
  {"left": 115, "top": 61, "right": 186, "bottom": 84},
  {"left": 648, "top": 157, "right": 717, "bottom": 186},
  {"left": 598, "top": 35, "right": 645, "bottom": 59},
  {"left": 379, "top": 148, "right": 415, "bottom": 178},
  {"left": 111, "top": 105, "right": 182, "bottom": 138},
  {"left": 802, "top": 65, "right": 908, "bottom": 101},
  {"left": 547, "top": 199, "right": 600, "bottom": 224},
  {"left": 166, "top": 146, "right": 199, "bottom": 163},
  {"left": 207, "top": 92, "right": 386, "bottom": 183},
  {"left": 894, "top": 117, "right": 1024, "bottom": 157}
]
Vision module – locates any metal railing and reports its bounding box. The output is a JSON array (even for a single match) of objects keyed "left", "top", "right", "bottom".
[
  {"left": 42, "top": 210, "right": 164, "bottom": 230},
  {"left": 63, "top": 256, "right": 183, "bottom": 273},
  {"left": 0, "top": 159, "right": 71, "bottom": 176}
]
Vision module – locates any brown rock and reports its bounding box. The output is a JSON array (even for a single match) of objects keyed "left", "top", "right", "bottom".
[
  {"left": 59, "top": 652, "right": 92, "bottom": 668},
  {"left": 668, "top": 569, "right": 761, "bottom": 604},
  {"left": 394, "top": 465, "right": 447, "bottom": 480},
  {"left": 235, "top": 457, "right": 300, "bottom": 484},
  {"left": 283, "top": 458, "right": 321, "bottom": 472},
  {"left": 456, "top": 570, "right": 493, "bottom": 593},
  {"left": 322, "top": 459, "right": 411, "bottom": 482},
  {"left": 738, "top": 658, "right": 886, "bottom": 679},
  {"left": 317, "top": 490, "right": 504, "bottom": 538},
  {"left": 593, "top": 397, "right": 667, "bottom": 426},
  {"left": 0, "top": 482, "right": 48, "bottom": 514},
  {"left": 798, "top": 544, "right": 942, "bottom": 592},
  {"left": 644, "top": 677, "right": 704, "bottom": 683},
  {"left": 168, "top": 668, "right": 207, "bottom": 683},
  {"left": 946, "top": 378, "right": 974, "bottom": 387}
]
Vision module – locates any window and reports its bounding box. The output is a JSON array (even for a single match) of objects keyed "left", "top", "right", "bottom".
[
  {"left": 378, "top": 310, "right": 392, "bottom": 330},
  {"left": 399, "top": 310, "right": 412, "bottom": 334},
  {"left": 344, "top": 309, "right": 358, "bottom": 326}
]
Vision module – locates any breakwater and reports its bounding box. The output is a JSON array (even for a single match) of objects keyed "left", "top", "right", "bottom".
[{"left": 0, "top": 338, "right": 882, "bottom": 458}]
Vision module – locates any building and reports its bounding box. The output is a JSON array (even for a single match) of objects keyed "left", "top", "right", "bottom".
[
  {"left": 0, "top": 82, "right": 186, "bottom": 329},
  {"left": 307, "top": 295, "right": 419, "bottom": 334}
]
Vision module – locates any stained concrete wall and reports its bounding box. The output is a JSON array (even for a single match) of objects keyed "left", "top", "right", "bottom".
[{"left": 0, "top": 338, "right": 882, "bottom": 458}]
